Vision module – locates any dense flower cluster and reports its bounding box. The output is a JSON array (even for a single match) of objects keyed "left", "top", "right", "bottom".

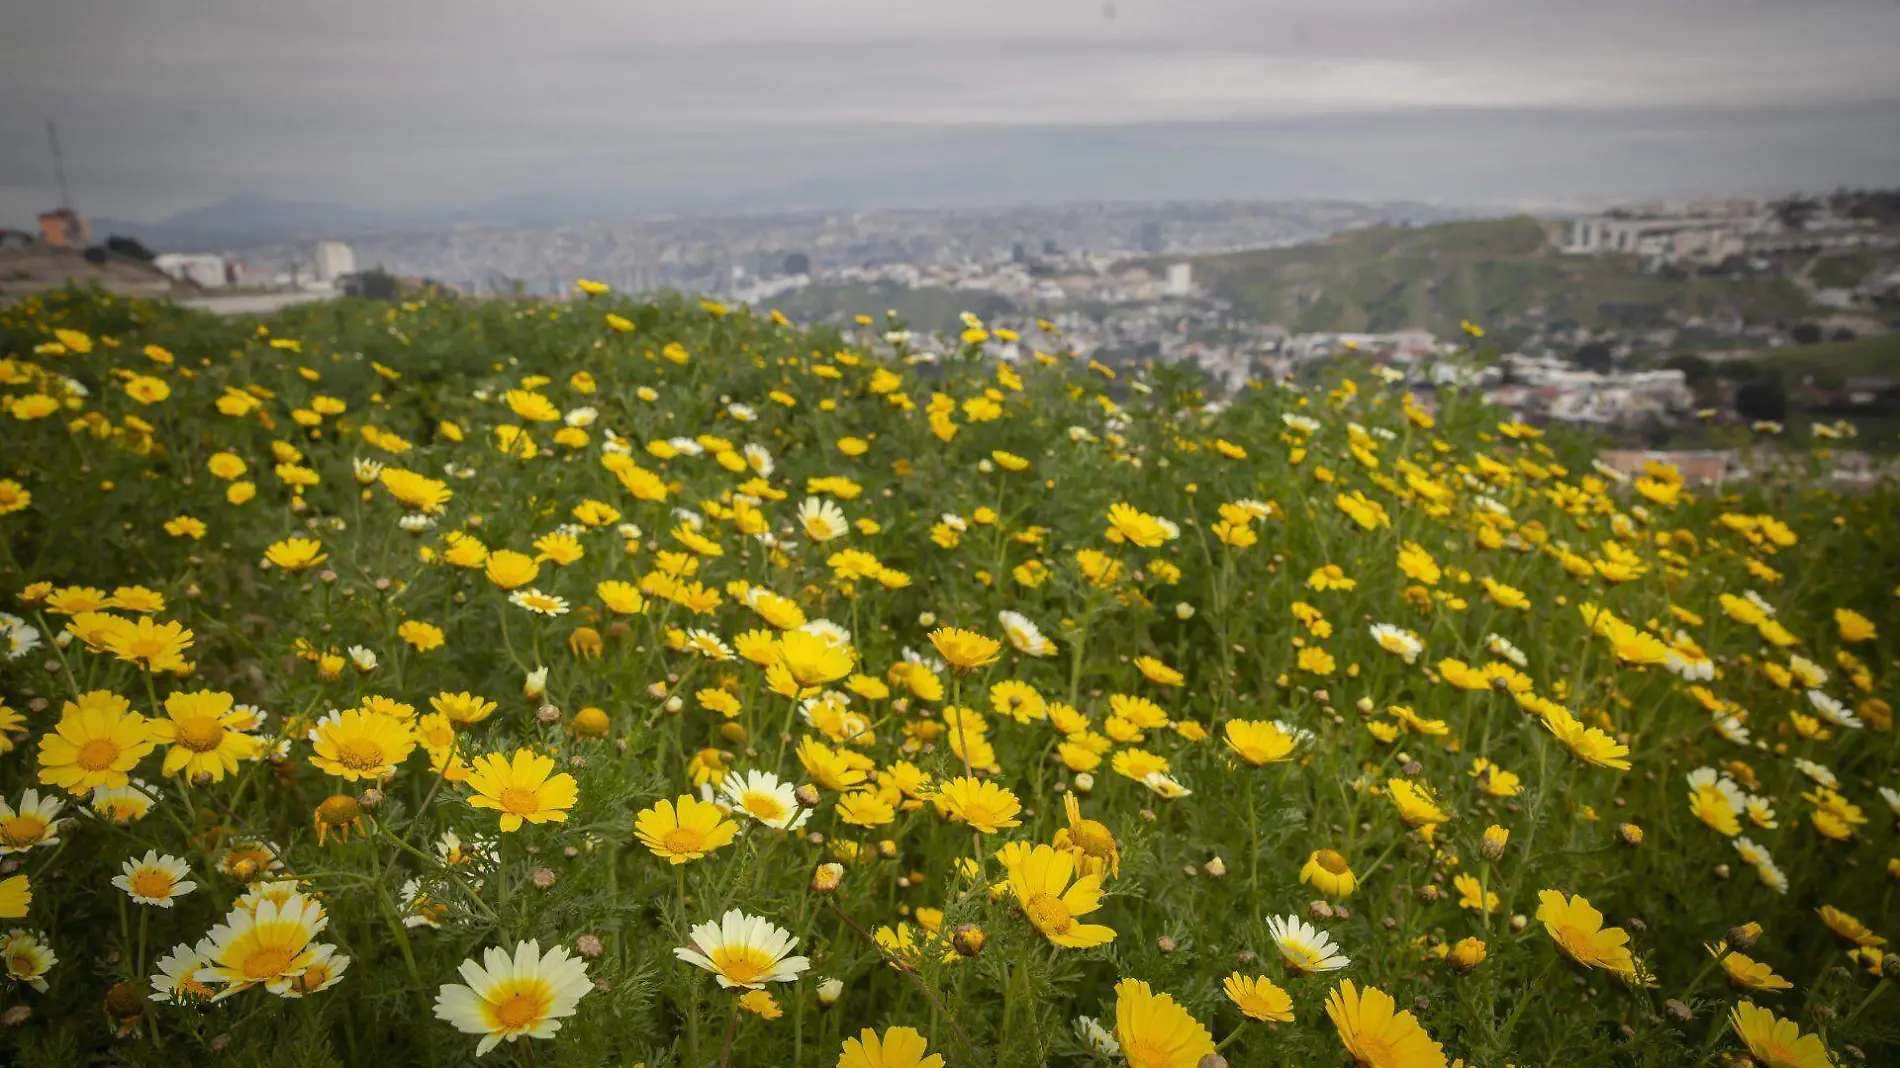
[{"left": 0, "top": 286, "right": 1892, "bottom": 1067}]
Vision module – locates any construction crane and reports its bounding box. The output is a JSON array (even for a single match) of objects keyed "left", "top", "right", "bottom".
[{"left": 46, "top": 120, "right": 73, "bottom": 213}]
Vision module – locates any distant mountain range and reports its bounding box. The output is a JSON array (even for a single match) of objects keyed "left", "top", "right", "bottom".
[
  {"left": 93, "top": 185, "right": 1472, "bottom": 254},
  {"left": 93, "top": 195, "right": 396, "bottom": 250}
]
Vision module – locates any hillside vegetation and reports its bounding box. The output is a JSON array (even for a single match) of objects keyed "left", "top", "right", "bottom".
[
  {"left": 1191, "top": 217, "right": 1815, "bottom": 334},
  {"left": 0, "top": 287, "right": 1896, "bottom": 1068},
  {"left": 1732, "top": 333, "right": 1900, "bottom": 381}
]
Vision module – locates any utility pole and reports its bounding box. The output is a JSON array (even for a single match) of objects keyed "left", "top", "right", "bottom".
[{"left": 46, "top": 120, "right": 73, "bottom": 212}]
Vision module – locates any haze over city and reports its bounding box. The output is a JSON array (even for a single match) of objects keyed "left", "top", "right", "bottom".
[{"left": 4, "top": 0, "right": 1899, "bottom": 226}]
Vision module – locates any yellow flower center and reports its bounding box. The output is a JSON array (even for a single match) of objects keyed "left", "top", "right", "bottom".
[
  {"left": 0, "top": 817, "right": 45, "bottom": 848},
  {"left": 493, "top": 987, "right": 549, "bottom": 1030},
  {"left": 959, "top": 800, "right": 999, "bottom": 826},
  {"left": 316, "top": 795, "right": 361, "bottom": 827},
  {"left": 77, "top": 738, "right": 123, "bottom": 771},
  {"left": 1348, "top": 1033, "right": 1399, "bottom": 1066},
  {"left": 713, "top": 946, "right": 772, "bottom": 987},
  {"left": 663, "top": 827, "right": 705, "bottom": 855},
  {"left": 1024, "top": 893, "right": 1074, "bottom": 935},
  {"left": 1315, "top": 849, "right": 1351, "bottom": 875},
  {"left": 335, "top": 738, "right": 387, "bottom": 771},
  {"left": 498, "top": 787, "right": 542, "bottom": 816},
  {"left": 1122, "top": 1037, "right": 1170, "bottom": 1068},
  {"left": 1070, "top": 820, "right": 1116, "bottom": 858},
  {"left": 1283, "top": 941, "right": 1320, "bottom": 972},
  {"left": 240, "top": 946, "right": 296, "bottom": 980},
  {"left": 743, "top": 795, "right": 787, "bottom": 822},
  {"left": 130, "top": 869, "right": 176, "bottom": 899},
  {"left": 174, "top": 716, "right": 226, "bottom": 753}
]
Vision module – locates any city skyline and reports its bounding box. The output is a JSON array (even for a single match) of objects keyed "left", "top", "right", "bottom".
[{"left": 4, "top": 1, "right": 1899, "bottom": 224}]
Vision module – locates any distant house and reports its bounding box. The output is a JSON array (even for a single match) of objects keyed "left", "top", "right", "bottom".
[
  {"left": 313, "top": 241, "right": 356, "bottom": 283},
  {"left": 36, "top": 208, "right": 88, "bottom": 249},
  {"left": 154, "top": 253, "right": 235, "bottom": 288}
]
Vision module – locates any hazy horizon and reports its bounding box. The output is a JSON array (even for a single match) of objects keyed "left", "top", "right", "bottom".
[{"left": 4, "top": 1, "right": 1899, "bottom": 227}]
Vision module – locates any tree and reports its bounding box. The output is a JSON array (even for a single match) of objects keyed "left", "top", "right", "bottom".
[
  {"left": 1789, "top": 322, "right": 1822, "bottom": 345},
  {"left": 105, "top": 235, "right": 156, "bottom": 261},
  {"left": 1572, "top": 341, "right": 1613, "bottom": 373},
  {"left": 1734, "top": 373, "right": 1787, "bottom": 423},
  {"left": 1663, "top": 352, "right": 1713, "bottom": 387}
]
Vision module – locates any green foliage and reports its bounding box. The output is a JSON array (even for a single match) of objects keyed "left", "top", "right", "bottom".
[{"left": 1191, "top": 217, "right": 1815, "bottom": 332}]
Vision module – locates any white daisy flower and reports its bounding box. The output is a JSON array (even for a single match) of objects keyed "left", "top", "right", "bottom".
[
  {"left": 1266, "top": 914, "right": 1351, "bottom": 974},
  {"left": 673, "top": 909, "right": 810, "bottom": 989}
]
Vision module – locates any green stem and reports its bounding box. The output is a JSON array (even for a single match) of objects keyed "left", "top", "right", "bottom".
[
  {"left": 1214, "top": 1022, "right": 1247, "bottom": 1053},
  {"left": 1494, "top": 957, "right": 1559, "bottom": 1056},
  {"left": 1845, "top": 977, "right": 1891, "bottom": 1024},
  {"left": 718, "top": 999, "right": 742, "bottom": 1068}
]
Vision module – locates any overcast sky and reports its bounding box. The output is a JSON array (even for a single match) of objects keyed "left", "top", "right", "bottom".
[{"left": 3, "top": 0, "right": 1898, "bottom": 223}]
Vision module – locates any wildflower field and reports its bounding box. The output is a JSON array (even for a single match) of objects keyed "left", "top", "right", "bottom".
[{"left": 0, "top": 286, "right": 1896, "bottom": 1068}]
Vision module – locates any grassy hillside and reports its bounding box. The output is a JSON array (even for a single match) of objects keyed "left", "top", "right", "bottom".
[
  {"left": 1753, "top": 333, "right": 1900, "bottom": 378},
  {"left": 1190, "top": 216, "right": 1815, "bottom": 333},
  {"left": 773, "top": 281, "right": 1017, "bottom": 335}
]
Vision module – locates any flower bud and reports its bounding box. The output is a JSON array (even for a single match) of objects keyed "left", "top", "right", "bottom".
[
  {"left": 795, "top": 784, "right": 822, "bottom": 809},
  {"left": 104, "top": 980, "right": 145, "bottom": 1023},
  {"left": 811, "top": 863, "right": 845, "bottom": 895},
  {"left": 1203, "top": 856, "right": 1226, "bottom": 878},
  {"left": 1617, "top": 822, "right": 1644, "bottom": 847},
  {"left": 1728, "top": 923, "right": 1761, "bottom": 951},
  {"left": 575, "top": 934, "right": 604, "bottom": 959},
  {"left": 1073, "top": 772, "right": 1095, "bottom": 794},
  {"left": 571, "top": 706, "right": 609, "bottom": 738},
  {"left": 356, "top": 788, "right": 385, "bottom": 811},
  {"left": 952, "top": 924, "right": 986, "bottom": 957},
  {"left": 1481, "top": 825, "right": 1509, "bottom": 860},
  {"left": 1448, "top": 936, "right": 1487, "bottom": 974},
  {"left": 817, "top": 978, "right": 844, "bottom": 1007},
  {"left": 535, "top": 704, "right": 562, "bottom": 725}
]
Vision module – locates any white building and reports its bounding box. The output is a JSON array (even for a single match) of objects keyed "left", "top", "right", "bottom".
[
  {"left": 1164, "top": 262, "right": 1193, "bottom": 297},
  {"left": 154, "top": 253, "right": 231, "bottom": 288},
  {"left": 313, "top": 240, "right": 356, "bottom": 283}
]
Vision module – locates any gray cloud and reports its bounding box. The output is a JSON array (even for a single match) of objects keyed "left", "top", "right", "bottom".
[{"left": 3, "top": 1, "right": 1898, "bottom": 221}]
